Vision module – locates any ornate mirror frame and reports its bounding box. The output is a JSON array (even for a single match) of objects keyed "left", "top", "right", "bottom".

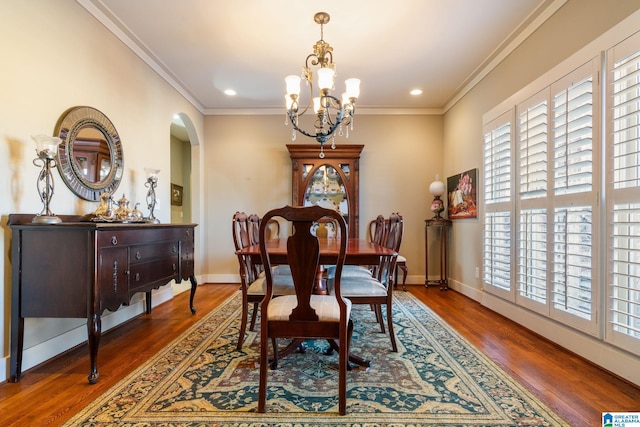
[{"left": 55, "top": 106, "right": 124, "bottom": 201}]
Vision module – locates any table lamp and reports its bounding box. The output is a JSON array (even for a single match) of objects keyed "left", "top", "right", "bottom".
[{"left": 429, "top": 177, "right": 446, "bottom": 219}]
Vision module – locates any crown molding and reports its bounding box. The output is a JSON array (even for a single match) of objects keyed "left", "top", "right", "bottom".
[{"left": 443, "top": 0, "right": 567, "bottom": 113}]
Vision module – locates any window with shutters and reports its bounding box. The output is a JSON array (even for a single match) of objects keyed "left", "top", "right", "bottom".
[
  {"left": 606, "top": 31, "right": 640, "bottom": 355},
  {"left": 483, "top": 59, "right": 600, "bottom": 336},
  {"left": 483, "top": 28, "right": 640, "bottom": 355}
]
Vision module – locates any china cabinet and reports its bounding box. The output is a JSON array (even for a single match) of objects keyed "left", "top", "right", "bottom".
[
  {"left": 287, "top": 144, "right": 363, "bottom": 238},
  {"left": 425, "top": 217, "right": 451, "bottom": 290}
]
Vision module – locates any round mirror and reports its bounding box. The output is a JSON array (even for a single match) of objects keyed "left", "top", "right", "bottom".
[{"left": 55, "top": 106, "right": 124, "bottom": 201}]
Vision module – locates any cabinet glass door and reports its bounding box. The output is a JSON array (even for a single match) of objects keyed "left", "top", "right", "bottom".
[{"left": 303, "top": 164, "right": 348, "bottom": 221}]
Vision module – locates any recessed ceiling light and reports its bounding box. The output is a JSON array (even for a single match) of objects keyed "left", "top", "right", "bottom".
[
  {"left": 410, "top": 89, "right": 423, "bottom": 96},
  {"left": 224, "top": 89, "right": 237, "bottom": 96}
]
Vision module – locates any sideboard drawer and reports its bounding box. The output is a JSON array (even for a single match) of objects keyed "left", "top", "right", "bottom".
[
  {"left": 129, "top": 256, "right": 180, "bottom": 293},
  {"left": 130, "top": 242, "right": 179, "bottom": 262}
]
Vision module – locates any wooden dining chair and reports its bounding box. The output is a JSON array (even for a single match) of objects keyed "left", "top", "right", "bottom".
[
  {"left": 233, "top": 212, "right": 293, "bottom": 350},
  {"left": 335, "top": 213, "right": 401, "bottom": 352},
  {"left": 258, "top": 205, "right": 352, "bottom": 415},
  {"left": 392, "top": 213, "right": 409, "bottom": 291},
  {"left": 358, "top": 213, "right": 407, "bottom": 290},
  {"left": 248, "top": 214, "right": 281, "bottom": 245}
]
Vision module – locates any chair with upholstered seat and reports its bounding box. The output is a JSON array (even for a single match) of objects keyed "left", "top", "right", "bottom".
[
  {"left": 391, "top": 213, "right": 408, "bottom": 291},
  {"left": 356, "top": 213, "right": 407, "bottom": 290},
  {"left": 233, "top": 212, "right": 294, "bottom": 350},
  {"left": 340, "top": 215, "right": 385, "bottom": 279},
  {"left": 258, "top": 205, "right": 352, "bottom": 415},
  {"left": 334, "top": 213, "right": 401, "bottom": 352}
]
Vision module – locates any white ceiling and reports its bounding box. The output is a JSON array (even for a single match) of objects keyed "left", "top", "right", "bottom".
[{"left": 79, "top": 0, "right": 561, "bottom": 114}]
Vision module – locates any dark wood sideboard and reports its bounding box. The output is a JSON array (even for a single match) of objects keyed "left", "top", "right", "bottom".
[{"left": 7, "top": 214, "right": 198, "bottom": 384}]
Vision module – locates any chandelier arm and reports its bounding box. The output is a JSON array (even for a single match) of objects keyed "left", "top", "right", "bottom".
[
  {"left": 289, "top": 106, "right": 345, "bottom": 144},
  {"left": 288, "top": 110, "right": 319, "bottom": 139},
  {"left": 295, "top": 78, "right": 314, "bottom": 117}
]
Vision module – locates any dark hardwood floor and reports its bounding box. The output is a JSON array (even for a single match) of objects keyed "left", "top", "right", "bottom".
[{"left": 0, "top": 283, "right": 638, "bottom": 426}]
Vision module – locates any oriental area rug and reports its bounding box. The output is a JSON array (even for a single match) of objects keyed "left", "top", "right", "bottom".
[{"left": 65, "top": 291, "right": 567, "bottom": 426}]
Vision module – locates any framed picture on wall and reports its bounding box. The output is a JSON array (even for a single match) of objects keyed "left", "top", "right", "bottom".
[
  {"left": 447, "top": 169, "right": 477, "bottom": 219},
  {"left": 171, "top": 183, "right": 183, "bottom": 206}
]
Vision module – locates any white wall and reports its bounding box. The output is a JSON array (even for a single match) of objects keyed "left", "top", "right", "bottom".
[{"left": 0, "top": 0, "right": 204, "bottom": 381}]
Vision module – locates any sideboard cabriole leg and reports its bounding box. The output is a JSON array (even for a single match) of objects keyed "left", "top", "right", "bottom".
[
  {"left": 189, "top": 275, "right": 198, "bottom": 314},
  {"left": 87, "top": 313, "right": 101, "bottom": 384}
]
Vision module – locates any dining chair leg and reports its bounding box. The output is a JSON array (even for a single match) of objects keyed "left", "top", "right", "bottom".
[
  {"left": 249, "top": 302, "right": 259, "bottom": 331},
  {"left": 339, "top": 319, "right": 353, "bottom": 416},
  {"left": 399, "top": 264, "right": 408, "bottom": 291},
  {"left": 258, "top": 331, "right": 268, "bottom": 413},
  {"left": 237, "top": 294, "right": 249, "bottom": 350},
  {"left": 270, "top": 338, "right": 279, "bottom": 370},
  {"left": 375, "top": 304, "right": 385, "bottom": 333},
  {"left": 386, "top": 302, "right": 398, "bottom": 352}
]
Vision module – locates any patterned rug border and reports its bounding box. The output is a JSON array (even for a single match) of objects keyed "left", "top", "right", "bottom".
[{"left": 65, "top": 291, "right": 568, "bottom": 426}]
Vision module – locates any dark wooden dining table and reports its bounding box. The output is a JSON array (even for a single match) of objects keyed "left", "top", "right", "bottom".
[
  {"left": 236, "top": 238, "right": 396, "bottom": 369},
  {"left": 237, "top": 237, "right": 396, "bottom": 266}
]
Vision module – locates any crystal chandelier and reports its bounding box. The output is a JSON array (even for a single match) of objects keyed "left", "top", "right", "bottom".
[{"left": 285, "top": 12, "right": 360, "bottom": 158}]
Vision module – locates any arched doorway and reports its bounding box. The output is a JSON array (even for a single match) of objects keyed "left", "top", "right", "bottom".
[{"left": 170, "top": 114, "right": 193, "bottom": 223}]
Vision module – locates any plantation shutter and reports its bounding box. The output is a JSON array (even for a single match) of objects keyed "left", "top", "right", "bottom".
[
  {"left": 519, "top": 95, "right": 548, "bottom": 199},
  {"left": 552, "top": 76, "right": 594, "bottom": 196},
  {"left": 483, "top": 112, "right": 513, "bottom": 297},
  {"left": 516, "top": 91, "right": 550, "bottom": 310},
  {"left": 548, "top": 60, "right": 599, "bottom": 334},
  {"left": 606, "top": 33, "right": 640, "bottom": 354}
]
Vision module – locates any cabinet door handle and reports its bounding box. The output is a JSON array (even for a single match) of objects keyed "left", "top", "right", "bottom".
[
  {"left": 135, "top": 273, "right": 141, "bottom": 282},
  {"left": 171, "top": 245, "right": 178, "bottom": 253},
  {"left": 135, "top": 251, "right": 142, "bottom": 260},
  {"left": 111, "top": 236, "right": 118, "bottom": 245},
  {"left": 172, "top": 263, "right": 177, "bottom": 271}
]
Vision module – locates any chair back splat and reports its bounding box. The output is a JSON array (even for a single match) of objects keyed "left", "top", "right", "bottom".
[
  {"left": 258, "top": 205, "right": 352, "bottom": 415},
  {"left": 368, "top": 214, "right": 386, "bottom": 246}
]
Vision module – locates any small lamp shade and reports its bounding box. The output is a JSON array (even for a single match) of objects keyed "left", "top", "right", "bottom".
[
  {"left": 144, "top": 168, "right": 160, "bottom": 182},
  {"left": 429, "top": 180, "right": 446, "bottom": 197},
  {"left": 285, "top": 75, "right": 301, "bottom": 96},
  {"left": 32, "top": 134, "right": 62, "bottom": 159},
  {"left": 317, "top": 68, "right": 335, "bottom": 90},
  {"left": 345, "top": 78, "right": 360, "bottom": 99}
]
